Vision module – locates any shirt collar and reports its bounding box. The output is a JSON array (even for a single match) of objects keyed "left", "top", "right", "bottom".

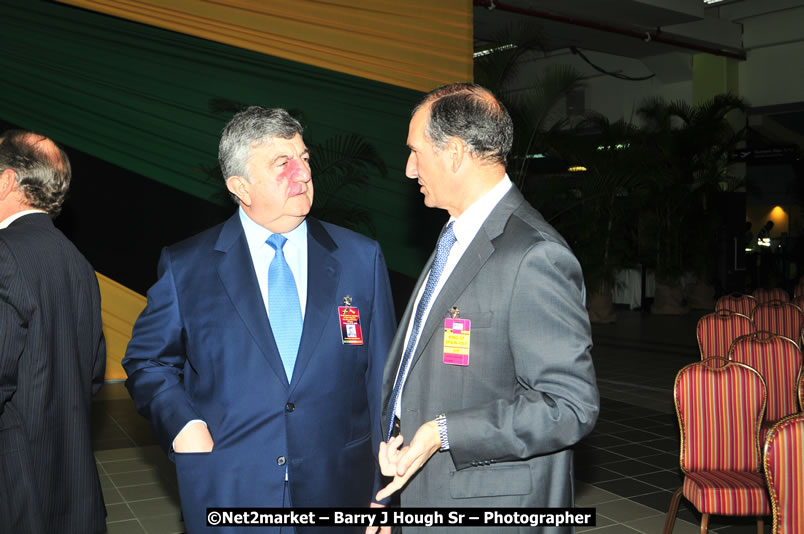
[
  {"left": 238, "top": 207, "right": 307, "bottom": 250},
  {"left": 0, "top": 209, "right": 48, "bottom": 229},
  {"left": 450, "top": 174, "right": 512, "bottom": 247}
]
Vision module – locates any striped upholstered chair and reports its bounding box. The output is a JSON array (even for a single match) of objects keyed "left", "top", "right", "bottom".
[
  {"left": 763, "top": 413, "right": 804, "bottom": 533},
  {"left": 752, "top": 287, "right": 790, "bottom": 303},
  {"left": 752, "top": 302, "right": 804, "bottom": 343},
  {"left": 729, "top": 332, "right": 802, "bottom": 444},
  {"left": 664, "top": 358, "right": 769, "bottom": 534},
  {"left": 799, "top": 370, "right": 804, "bottom": 412},
  {"left": 794, "top": 282, "right": 804, "bottom": 299},
  {"left": 696, "top": 311, "right": 755, "bottom": 359},
  {"left": 716, "top": 293, "right": 758, "bottom": 317}
]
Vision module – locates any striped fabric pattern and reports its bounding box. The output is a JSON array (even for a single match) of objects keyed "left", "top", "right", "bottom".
[
  {"left": 675, "top": 360, "right": 766, "bottom": 473},
  {"left": 716, "top": 294, "right": 758, "bottom": 317},
  {"left": 763, "top": 414, "right": 804, "bottom": 534},
  {"left": 792, "top": 296, "right": 804, "bottom": 310},
  {"left": 753, "top": 288, "right": 790, "bottom": 303},
  {"left": 794, "top": 284, "right": 804, "bottom": 299},
  {"left": 673, "top": 360, "right": 770, "bottom": 519},
  {"left": 729, "top": 333, "right": 802, "bottom": 421},
  {"left": 682, "top": 471, "right": 770, "bottom": 515},
  {"left": 799, "top": 372, "right": 804, "bottom": 412},
  {"left": 697, "top": 311, "right": 755, "bottom": 359},
  {"left": 752, "top": 302, "right": 804, "bottom": 343}
]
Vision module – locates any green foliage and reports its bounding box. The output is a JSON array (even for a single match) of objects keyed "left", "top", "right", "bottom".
[
  {"left": 636, "top": 93, "right": 747, "bottom": 282},
  {"left": 538, "top": 116, "right": 649, "bottom": 291}
]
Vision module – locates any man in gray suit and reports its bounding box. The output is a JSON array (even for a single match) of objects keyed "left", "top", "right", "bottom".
[{"left": 376, "top": 83, "right": 599, "bottom": 533}]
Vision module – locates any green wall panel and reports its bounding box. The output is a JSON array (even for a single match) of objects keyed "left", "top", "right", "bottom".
[{"left": 0, "top": 0, "right": 441, "bottom": 276}]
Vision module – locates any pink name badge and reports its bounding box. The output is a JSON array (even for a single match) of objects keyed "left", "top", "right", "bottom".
[{"left": 443, "top": 318, "right": 471, "bottom": 366}]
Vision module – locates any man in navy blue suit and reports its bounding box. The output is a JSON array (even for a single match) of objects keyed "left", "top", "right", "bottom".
[{"left": 123, "top": 107, "right": 395, "bottom": 533}]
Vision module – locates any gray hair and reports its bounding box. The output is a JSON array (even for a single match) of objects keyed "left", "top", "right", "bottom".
[
  {"left": 0, "top": 130, "right": 71, "bottom": 216},
  {"left": 414, "top": 83, "right": 513, "bottom": 166},
  {"left": 218, "top": 106, "right": 303, "bottom": 202}
]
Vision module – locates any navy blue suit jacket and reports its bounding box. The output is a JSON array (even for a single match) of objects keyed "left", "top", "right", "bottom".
[{"left": 123, "top": 214, "right": 395, "bottom": 533}]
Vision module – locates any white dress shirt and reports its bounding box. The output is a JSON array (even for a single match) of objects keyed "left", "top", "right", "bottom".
[
  {"left": 394, "top": 175, "right": 513, "bottom": 418},
  {"left": 239, "top": 207, "right": 308, "bottom": 319}
]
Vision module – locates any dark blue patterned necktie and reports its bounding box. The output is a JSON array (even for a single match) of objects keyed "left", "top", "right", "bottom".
[{"left": 386, "top": 222, "right": 457, "bottom": 440}]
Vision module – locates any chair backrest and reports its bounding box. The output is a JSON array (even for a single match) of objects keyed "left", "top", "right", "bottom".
[
  {"left": 729, "top": 332, "right": 803, "bottom": 421},
  {"left": 799, "top": 370, "right": 804, "bottom": 412},
  {"left": 753, "top": 288, "right": 790, "bottom": 303},
  {"left": 794, "top": 283, "right": 804, "bottom": 299},
  {"left": 716, "top": 293, "right": 758, "bottom": 317},
  {"left": 697, "top": 311, "right": 755, "bottom": 359},
  {"left": 752, "top": 302, "right": 804, "bottom": 343},
  {"left": 674, "top": 358, "right": 766, "bottom": 473},
  {"left": 763, "top": 413, "right": 804, "bottom": 534}
]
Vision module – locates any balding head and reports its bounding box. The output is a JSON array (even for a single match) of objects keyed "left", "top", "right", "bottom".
[
  {"left": 0, "top": 130, "right": 71, "bottom": 216},
  {"left": 413, "top": 82, "right": 514, "bottom": 166}
]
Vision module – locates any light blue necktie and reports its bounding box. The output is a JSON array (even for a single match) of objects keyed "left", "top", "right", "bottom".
[
  {"left": 267, "top": 234, "right": 303, "bottom": 382},
  {"left": 386, "top": 221, "right": 456, "bottom": 440}
]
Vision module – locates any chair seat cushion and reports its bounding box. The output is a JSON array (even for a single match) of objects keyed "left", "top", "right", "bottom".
[{"left": 683, "top": 471, "right": 770, "bottom": 515}]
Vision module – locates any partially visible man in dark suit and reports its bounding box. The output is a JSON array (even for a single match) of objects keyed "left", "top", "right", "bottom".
[
  {"left": 0, "top": 130, "right": 106, "bottom": 534},
  {"left": 123, "top": 107, "right": 395, "bottom": 533},
  {"left": 375, "top": 84, "right": 599, "bottom": 533}
]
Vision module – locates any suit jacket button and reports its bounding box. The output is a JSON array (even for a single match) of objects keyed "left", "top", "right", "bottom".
[
  {"left": 277, "top": 456, "right": 286, "bottom": 466},
  {"left": 286, "top": 403, "right": 295, "bottom": 412}
]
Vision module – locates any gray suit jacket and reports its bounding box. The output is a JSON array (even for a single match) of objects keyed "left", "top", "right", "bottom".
[{"left": 381, "top": 187, "right": 599, "bottom": 533}]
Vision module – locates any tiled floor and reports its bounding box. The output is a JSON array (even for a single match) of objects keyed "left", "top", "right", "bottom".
[{"left": 91, "top": 308, "right": 773, "bottom": 533}]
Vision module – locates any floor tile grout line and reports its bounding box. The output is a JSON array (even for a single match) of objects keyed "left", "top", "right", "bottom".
[
  {"left": 99, "top": 444, "right": 154, "bottom": 534},
  {"left": 596, "top": 378, "right": 673, "bottom": 394}
]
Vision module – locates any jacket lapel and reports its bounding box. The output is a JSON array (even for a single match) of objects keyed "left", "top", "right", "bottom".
[
  {"left": 288, "top": 218, "right": 340, "bottom": 393},
  {"left": 408, "top": 187, "right": 526, "bottom": 372},
  {"left": 214, "top": 213, "right": 289, "bottom": 387}
]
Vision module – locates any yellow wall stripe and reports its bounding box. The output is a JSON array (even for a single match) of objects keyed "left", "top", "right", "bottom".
[
  {"left": 55, "top": 0, "right": 473, "bottom": 92},
  {"left": 97, "top": 272, "right": 146, "bottom": 381}
]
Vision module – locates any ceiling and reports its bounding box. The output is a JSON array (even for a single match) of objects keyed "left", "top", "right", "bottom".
[
  {"left": 473, "top": 0, "right": 745, "bottom": 61},
  {"left": 473, "top": 0, "right": 804, "bottom": 151}
]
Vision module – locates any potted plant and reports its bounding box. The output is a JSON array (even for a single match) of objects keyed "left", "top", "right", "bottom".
[{"left": 636, "top": 94, "right": 746, "bottom": 314}]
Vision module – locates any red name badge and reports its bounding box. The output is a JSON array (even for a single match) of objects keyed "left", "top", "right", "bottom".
[
  {"left": 338, "top": 306, "right": 364, "bottom": 345},
  {"left": 443, "top": 318, "right": 471, "bottom": 366}
]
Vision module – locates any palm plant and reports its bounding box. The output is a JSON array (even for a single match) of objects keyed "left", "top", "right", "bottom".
[
  {"left": 549, "top": 115, "right": 648, "bottom": 294},
  {"left": 636, "top": 93, "right": 747, "bottom": 285}
]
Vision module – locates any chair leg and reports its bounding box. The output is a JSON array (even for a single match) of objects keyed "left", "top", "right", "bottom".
[
  {"left": 700, "top": 513, "right": 709, "bottom": 534},
  {"left": 757, "top": 516, "right": 764, "bottom": 534},
  {"left": 663, "top": 487, "right": 683, "bottom": 534}
]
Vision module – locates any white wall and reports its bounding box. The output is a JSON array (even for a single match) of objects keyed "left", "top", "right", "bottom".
[{"left": 740, "top": 41, "right": 804, "bottom": 108}]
